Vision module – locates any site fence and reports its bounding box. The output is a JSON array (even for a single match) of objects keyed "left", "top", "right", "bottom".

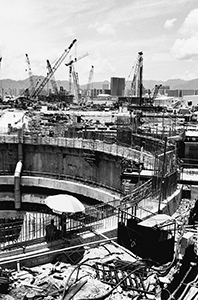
[
  {"left": 0, "top": 202, "right": 118, "bottom": 250},
  {"left": 0, "top": 170, "right": 178, "bottom": 250}
]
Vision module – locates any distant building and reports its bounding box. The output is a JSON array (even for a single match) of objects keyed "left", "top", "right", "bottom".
[
  {"left": 166, "top": 89, "right": 198, "bottom": 98},
  {"left": 103, "top": 89, "right": 111, "bottom": 95},
  {"left": 102, "top": 83, "right": 109, "bottom": 92},
  {"left": 90, "top": 88, "right": 102, "bottom": 98},
  {"left": 182, "top": 90, "right": 196, "bottom": 96},
  {"left": 111, "top": 77, "right": 125, "bottom": 96},
  {"left": 166, "top": 89, "right": 181, "bottom": 97}
]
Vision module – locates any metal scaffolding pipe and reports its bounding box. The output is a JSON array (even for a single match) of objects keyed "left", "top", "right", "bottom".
[{"left": 14, "top": 160, "right": 23, "bottom": 210}]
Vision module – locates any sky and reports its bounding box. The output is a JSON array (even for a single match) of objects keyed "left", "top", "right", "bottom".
[{"left": 0, "top": 0, "right": 198, "bottom": 84}]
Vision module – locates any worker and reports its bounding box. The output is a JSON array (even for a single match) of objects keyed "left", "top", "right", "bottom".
[
  {"left": 60, "top": 213, "right": 67, "bottom": 237},
  {"left": 45, "top": 219, "right": 57, "bottom": 242}
]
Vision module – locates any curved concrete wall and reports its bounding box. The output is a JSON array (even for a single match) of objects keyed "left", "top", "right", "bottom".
[
  {"left": 0, "top": 135, "right": 155, "bottom": 208},
  {"left": 0, "top": 176, "right": 121, "bottom": 205},
  {"left": 0, "top": 141, "right": 123, "bottom": 192}
]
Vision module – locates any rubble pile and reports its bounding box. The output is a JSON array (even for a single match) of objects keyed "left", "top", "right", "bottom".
[
  {"left": 0, "top": 197, "right": 197, "bottom": 299},
  {"left": 0, "top": 243, "right": 165, "bottom": 300}
]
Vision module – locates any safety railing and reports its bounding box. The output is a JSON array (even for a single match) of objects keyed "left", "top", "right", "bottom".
[
  {"left": 0, "top": 134, "right": 155, "bottom": 170},
  {"left": 0, "top": 202, "right": 118, "bottom": 250},
  {"left": 0, "top": 131, "right": 179, "bottom": 250}
]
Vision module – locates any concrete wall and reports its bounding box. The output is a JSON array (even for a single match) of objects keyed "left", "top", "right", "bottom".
[
  {"left": 0, "top": 143, "right": 18, "bottom": 173},
  {"left": 0, "top": 142, "right": 122, "bottom": 193},
  {"left": 0, "top": 176, "right": 120, "bottom": 204},
  {"left": 23, "top": 144, "right": 122, "bottom": 191}
]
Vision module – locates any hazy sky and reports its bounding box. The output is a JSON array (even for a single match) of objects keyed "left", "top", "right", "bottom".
[{"left": 0, "top": 0, "right": 198, "bottom": 84}]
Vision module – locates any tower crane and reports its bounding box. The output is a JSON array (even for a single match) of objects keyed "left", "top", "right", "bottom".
[
  {"left": 25, "top": 53, "right": 35, "bottom": 97},
  {"left": 65, "top": 52, "right": 88, "bottom": 94},
  {"left": 30, "top": 38, "right": 77, "bottom": 100},
  {"left": 46, "top": 59, "right": 59, "bottom": 95}
]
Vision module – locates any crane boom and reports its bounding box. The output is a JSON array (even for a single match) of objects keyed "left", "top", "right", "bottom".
[
  {"left": 25, "top": 53, "right": 35, "bottom": 96},
  {"left": 65, "top": 52, "right": 89, "bottom": 67},
  {"left": 82, "top": 65, "right": 94, "bottom": 105},
  {"left": 131, "top": 51, "right": 143, "bottom": 97},
  {"left": 46, "top": 59, "right": 59, "bottom": 94},
  {"left": 65, "top": 52, "right": 88, "bottom": 94},
  {"left": 152, "top": 84, "right": 162, "bottom": 100},
  {"left": 31, "top": 39, "right": 77, "bottom": 99},
  {"left": 71, "top": 64, "right": 80, "bottom": 104},
  {"left": 86, "top": 65, "right": 94, "bottom": 97}
]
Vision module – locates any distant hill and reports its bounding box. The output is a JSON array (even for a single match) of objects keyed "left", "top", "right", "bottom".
[
  {"left": 0, "top": 76, "right": 111, "bottom": 93},
  {"left": 0, "top": 76, "right": 198, "bottom": 93},
  {"left": 143, "top": 78, "right": 198, "bottom": 90}
]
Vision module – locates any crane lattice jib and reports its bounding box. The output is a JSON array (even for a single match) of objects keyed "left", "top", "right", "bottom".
[
  {"left": 46, "top": 60, "right": 59, "bottom": 94},
  {"left": 151, "top": 84, "right": 162, "bottom": 99},
  {"left": 72, "top": 65, "right": 80, "bottom": 103},
  {"left": 131, "top": 52, "right": 143, "bottom": 91},
  {"left": 31, "top": 39, "right": 77, "bottom": 99},
  {"left": 86, "top": 65, "right": 94, "bottom": 97},
  {"left": 25, "top": 54, "right": 35, "bottom": 96},
  {"left": 65, "top": 52, "right": 89, "bottom": 67},
  {"left": 65, "top": 52, "right": 89, "bottom": 94}
]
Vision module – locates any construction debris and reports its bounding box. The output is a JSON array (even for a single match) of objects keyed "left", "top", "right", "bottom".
[
  {"left": 0, "top": 242, "right": 160, "bottom": 300},
  {"left": 0, "top": 198, "right": 198, "bottom": 299}
]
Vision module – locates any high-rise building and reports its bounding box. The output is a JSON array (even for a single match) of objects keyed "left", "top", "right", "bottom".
[{"left": 110, "top": 77, "right": 125, "bottom": 96}]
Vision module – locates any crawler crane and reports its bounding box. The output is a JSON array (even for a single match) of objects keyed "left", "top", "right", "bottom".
[
  {"left": 80, "top": 65, "right": 94, "bottom": 106},
  {"left": 65, "top": 52, "right": 88, "bottom": 94},
  {"left": 46, "top": 59, "right": 59, "bottom": 95},
  {"left": 84, "top": 65, "right": 94, "bottom": 104},
  {"left": 71, "top": 64, "right": 81, "bottom": 105},
  {"left": 30, "top": 39, "right": 77, "bottom": 100},
  {"left": 131, "top": 51, "right": 143, "bottom": 101},
  {"left": 147, "top": 84, "right": 162, "bottom": 105}
]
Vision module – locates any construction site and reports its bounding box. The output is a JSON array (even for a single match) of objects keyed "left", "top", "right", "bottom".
[{"left": 0, "top": 39, "right": 198, "bottom": 299}]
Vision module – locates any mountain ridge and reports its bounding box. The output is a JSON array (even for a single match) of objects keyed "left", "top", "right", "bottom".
[{"left": 0, "top": 76, "right": 198, "bottom": 92}]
